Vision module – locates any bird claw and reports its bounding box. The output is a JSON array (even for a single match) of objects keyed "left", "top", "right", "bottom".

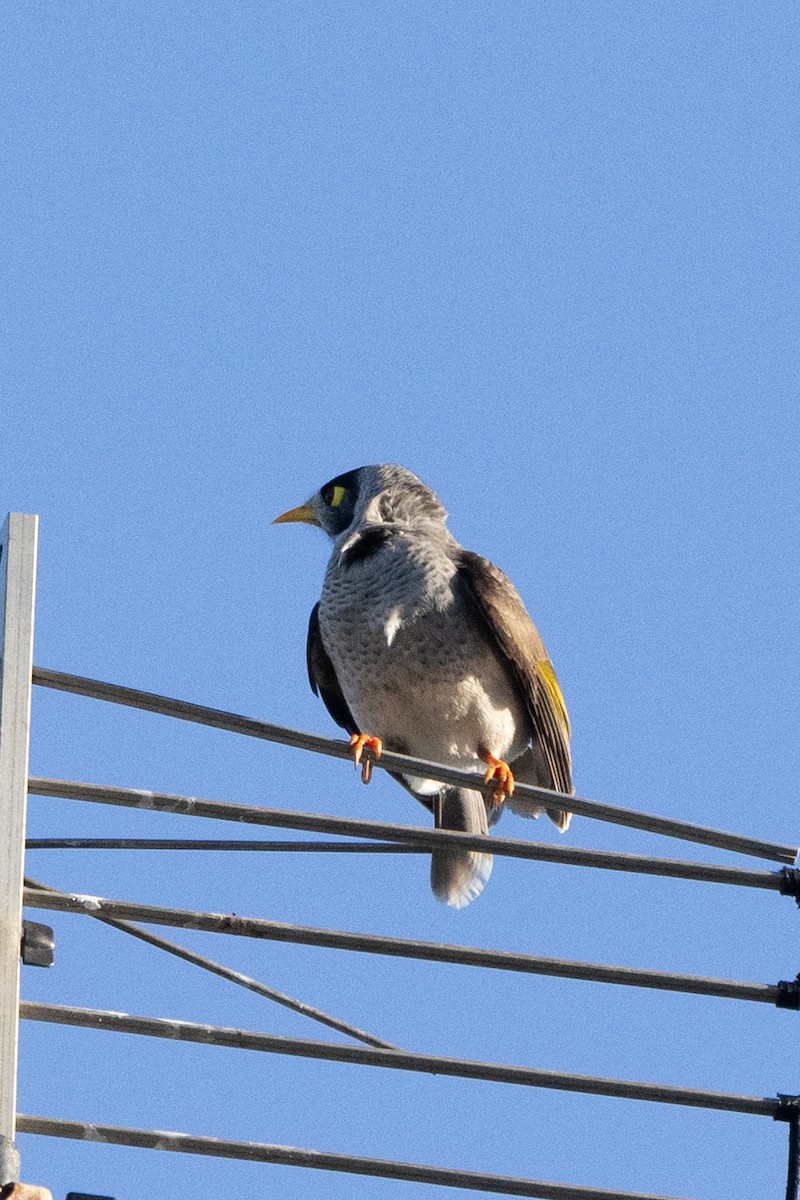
[
  {"left": 482, "top": 754, "right": 515, "bottom": 809},
  {"left": 349, "top": 734, "right": 383, "bottom": 785}
]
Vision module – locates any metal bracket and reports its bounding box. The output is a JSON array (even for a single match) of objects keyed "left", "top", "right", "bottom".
[
  {"left": 0, "top": 1135, "right": 20, "bottom": 1189},
  {"left": 774, "top": 1094, "right": 800, "bottom": 1122},
  {"left": 776, "top": 977, "right": 800, "bottom": 1011},
  {"left": 20, "top": 922, "right": 54, "bottom": 969},
  {"left": 776, "top": 1099, "right": 800, "bottom": 1200},
  {"left": 779, "top": 867, "right": 800, "bottom": 906}
]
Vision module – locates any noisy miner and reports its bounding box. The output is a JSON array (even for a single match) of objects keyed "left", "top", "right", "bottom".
[{"left": 275, "top": 464, "right": 573, "bottom": 908}]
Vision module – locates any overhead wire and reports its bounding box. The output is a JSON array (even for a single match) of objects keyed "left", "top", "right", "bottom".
[
  {"left": 27, "top": 777, "right": 800, "bottom": 896},
  {"left": 24, "top": 886, "right": 796, "bottom": 1008},
  {"left": 15, "top": 1114, "right": 696, "bottom": 1200},
  {"left": 31, "top": 666, "right": 799, "bottom": 865},
  {"left": 19, "top": 1000, "right": 782, "bottom": 1118},
  {"left": 26, "top": 837, "right": 423, "bottom": 853},
  {"left": 24, "top": 664, "right": 800, "bottom": 1195}
]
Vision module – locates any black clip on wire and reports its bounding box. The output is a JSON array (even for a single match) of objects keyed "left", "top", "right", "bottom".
[
  {"left": 779, "top": 868, "right": 800, "bottom": 907},
  {"left": 776, "top": 976, "right": 800, "bottom": 1011}
]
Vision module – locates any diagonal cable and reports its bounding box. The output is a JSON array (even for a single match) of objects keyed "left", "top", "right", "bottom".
[{"left": 24, "top": 876, "right": 396, "bottom": 1050}]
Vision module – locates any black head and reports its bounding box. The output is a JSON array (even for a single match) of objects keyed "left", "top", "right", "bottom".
[{"left": 274, "top": 464, "right": 447, "bottom": 539}]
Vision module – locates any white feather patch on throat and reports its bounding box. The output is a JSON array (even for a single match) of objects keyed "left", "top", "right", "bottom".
[{"left": 384, "top": 606, "right": 403, "bottom": 647}]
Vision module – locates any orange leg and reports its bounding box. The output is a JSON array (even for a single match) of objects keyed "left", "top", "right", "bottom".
[
  {"left": 482, "top": 752, "right": 515, "bottom": 808},
  {"left": 349, "top": 733, "right": 383, "bottom": 785}
]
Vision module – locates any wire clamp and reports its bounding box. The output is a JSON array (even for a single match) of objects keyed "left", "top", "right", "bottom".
[
  {"left": 776, "top": 977, "right": 800, "bottom": 1011},
  {"left": 20, "top": 921, "right": 54, "bottom": 968},
  {"left": 779, "top": 867, "right": 800, "bottom": 906},
  {"left": 776, "top": 976, "right": 800, "bottom": 1011},
  {"left": 775, "top": 1094, "right": 800, "bottom": 1122}
]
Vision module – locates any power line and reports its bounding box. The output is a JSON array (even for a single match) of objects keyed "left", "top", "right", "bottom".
[
  {"left": 5, "top": 548, "right": 795, "bottom": 1199},
  {"left": 27, "top": 777, "right": 799, "bottom": 895},
  {"left": 31, "top": 666, "right": 799, "bottom": 865},
  {"left": 26, "top": 837, "right": 424, "bottom": 853},
  {"left": 19, "top": 1001, "right": 781, "bottom": 1118},
  {"left": 15, "top": 1114, "right": 695, "bottom": 1200},
  {"left": 24, "top": 886, "right": 796, "bottom": 1007},
  {"left": 15, "top": 632, "right": 799, "bottom": 1195}
]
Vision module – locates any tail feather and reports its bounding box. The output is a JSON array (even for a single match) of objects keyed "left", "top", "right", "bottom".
[{"left": 430, "top": 787, "right": 493, "bottom": 909}]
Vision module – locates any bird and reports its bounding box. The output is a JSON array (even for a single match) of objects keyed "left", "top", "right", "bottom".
[{"left": 274, "top": 464, "right": 573, "bottom": 908}]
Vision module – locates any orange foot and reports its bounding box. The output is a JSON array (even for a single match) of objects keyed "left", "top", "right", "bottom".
[
  {"left": 482, "top": 753, "right": 515, "bottom": 808},
  {"left": 349, "top": 733, "right": 383, "bottom": 785}
]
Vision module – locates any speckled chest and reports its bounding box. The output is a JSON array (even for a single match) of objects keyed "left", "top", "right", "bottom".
[
  {"left": 317, "top": 532, "right": 529, "bottom": 762},
  {"left": 319, "top": 534, "right": 457, "bottom": 675}
]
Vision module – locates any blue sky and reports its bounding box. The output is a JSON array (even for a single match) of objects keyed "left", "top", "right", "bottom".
[{"left": 3, "top": 3, "right": 799, "bottom": 1197}]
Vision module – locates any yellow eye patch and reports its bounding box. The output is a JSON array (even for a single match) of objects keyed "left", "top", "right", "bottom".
[{"left": 330, "top": 485, "right": 347, "bottom": 508}]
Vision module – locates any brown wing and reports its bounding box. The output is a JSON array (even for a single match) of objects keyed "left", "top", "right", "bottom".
[
  {"left": 455, "top": 550, "right": 573, "bottom": 797},
  {"left": 306, "top": 603, "right": 359, "bottom": 736}
]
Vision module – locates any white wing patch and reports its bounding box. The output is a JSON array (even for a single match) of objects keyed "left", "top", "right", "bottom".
[{"left": 384, "top": 606, "right": 403, "bottom": 647}]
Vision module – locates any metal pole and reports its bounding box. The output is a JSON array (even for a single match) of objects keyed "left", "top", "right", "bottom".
[
  {"left": 0, "top": 514, "right": 38, "bottom": 1189},
  {"left": 786, "top": 1112, "right": 800, "bottom": 1200}
]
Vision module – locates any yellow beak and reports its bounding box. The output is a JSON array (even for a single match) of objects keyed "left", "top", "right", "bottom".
[{"left": 273, "top": 501, "right": 320, "bottom": 526}]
